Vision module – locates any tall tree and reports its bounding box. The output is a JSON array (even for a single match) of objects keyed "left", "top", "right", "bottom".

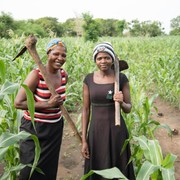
[
  {"left": 35, "top": 17, "right": 63, "bottom": 36},
  {"left": 116, "top": 20, "right": 126, "bottom": 36},
  {"left": 95, "top": 19, "right": 117, "bottom": 37},
  {"left": 170, "top": 16, "right": 180, "bottom": 35},
  {"left": 14, "top": 20, "right": 47, "bottom": 37},
  {"left": 128, "top": 19, "right": 164, "bottom": 37},
  {"left": 82, "top": 12, "right": 100, "bottom": 42},
  {"left": 0, "top": 12, "right": 16, "bottom": 38},
  {"left": 63, "top": 18, "right": 77, "bottom": 36}
]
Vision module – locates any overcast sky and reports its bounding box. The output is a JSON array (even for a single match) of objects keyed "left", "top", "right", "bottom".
[{"left": 1, "top": 0, "right": 179, "bottom": 33}]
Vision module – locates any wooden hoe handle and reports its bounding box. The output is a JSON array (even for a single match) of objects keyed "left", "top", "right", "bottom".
[
  {"left": 114, "top": 56, "right": 121, "bottom": 126},
  {"left": 25, "top": 35, "right": 82, "bottom": 143}
]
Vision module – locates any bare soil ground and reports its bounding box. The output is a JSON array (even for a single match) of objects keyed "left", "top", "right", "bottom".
[
  {"left": 57, "top": 123, "right": 84, "bottom": 180},
  {"left": 57, "top": 96, "right": 180, "bottom": 180},
  {"left": 152, "top": 97, "right": 180, "bottom": 180}
]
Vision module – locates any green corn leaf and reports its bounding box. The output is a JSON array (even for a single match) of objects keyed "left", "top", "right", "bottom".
[
  {"left": 0, "top": 132, "right": 41, "bottom": 180},
  {"left": 134, "top": 136, "right": 163, "bottom": 165},
  {"left": 29, "top": 134, "right": 41, "bottom": 179},
  {"left": 93, "top": 167, "right": 128, "bottom": 179},
  {"left": 80, "top": 170, "right": 94, "bottom": 180},
  {"left": 147, "top": 120, "right": 160, "bottom": 126},
  {"left": 0, "top": 147, "right": 8, "bottom": 161},
  {"left": 80, "top": 167, "right": 128, "bottom": 180},
  {"left": 0, "top": 60, "right": 6, "bottom": 84},
  {"left": 136, "top": 161, "right": 160, "bottom": 180},
  {"left": 161, "top": 167, "right": 175, "bottom": 180},
  {"left": 0, "top": 171, "right": 9, "bottom": 180},
  {"left": 21, "top": 84, "right": 36, "bottom": 132},
  {"left": 133, "top": 136, "right": 151, "bottom": 160},
  {"left": 0, "top": 164, "right": 27, "bottom": 180},
  {"left": 148, "top": 139, "right": 163, "bottom": 165},
  {"left": 162, "top": 153, "right": 177, "bottom": 168},
  {"left": 0, "top": 131, "right": 31, "bottom": 148},
  {"left": 0, "top": 81, "right": 19, "bottom": 100},
  {"left": 0, "top": 131, "right": 31, "bottom": 161},
  {"left": 157, "top": 123, "right": 173, "bottom": 136}
]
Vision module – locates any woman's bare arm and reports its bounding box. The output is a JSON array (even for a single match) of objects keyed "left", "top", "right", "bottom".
[{"left": 14, "top": 70, "right": 62, "bottom": 110}]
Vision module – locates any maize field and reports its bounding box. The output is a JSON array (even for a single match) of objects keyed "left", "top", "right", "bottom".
[{"left": 0, "top": 34, "right": 179, "bottom": 179}]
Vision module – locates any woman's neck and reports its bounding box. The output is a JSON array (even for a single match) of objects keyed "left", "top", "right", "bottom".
[
  {"left": 45, "top": 64, "right": 59, "bottom": 74},
  {"left": 98, "top": 69, "right": 114, "bottom": 78},
  {"left": 93, "top": 69, "right": 115, "bottom": 84}
]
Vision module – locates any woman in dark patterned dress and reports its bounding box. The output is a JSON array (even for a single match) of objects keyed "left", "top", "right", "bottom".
[
  {"left": 14, "top": 39, "right": 68, "bottom": 180},
  {"left": 81, "top": 42, "right": 135, "bottom": 180}
]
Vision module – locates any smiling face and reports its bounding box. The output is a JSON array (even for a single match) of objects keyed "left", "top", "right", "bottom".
[
  {"left": 95, "top": 52, "right": 113, "bottom": 71},
  {"left": 47, "top": 45, "right": 67, "bottom": 70}
]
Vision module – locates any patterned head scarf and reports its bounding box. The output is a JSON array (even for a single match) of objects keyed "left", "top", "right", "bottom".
[
  {"left": 46, "top": 39, "right": 67, "bottom": 53},
  {"left": 93, "top": 42, "right": 115, "bottom": 62}
]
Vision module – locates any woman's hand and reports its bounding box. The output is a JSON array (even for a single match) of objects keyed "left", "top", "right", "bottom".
[
  {"left": 113, "top": 91, "right": 123, "bottom": 104},
  {"left": 48, "top": 94, "right": 63, "bottom": 107},
  {"left": 113, "top": 84, "right": 132, "bottom": 113},
  {"left": 81, "top": 141, "right": 90, "bottom": 159}
]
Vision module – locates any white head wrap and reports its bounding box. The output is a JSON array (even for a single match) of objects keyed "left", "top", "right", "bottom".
[{"left": 93, "top": 42, "right": 115, "bottom": 61}]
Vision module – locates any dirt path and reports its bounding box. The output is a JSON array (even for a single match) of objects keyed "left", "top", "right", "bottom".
[
  {"left": 56, "top": 97, "right": 180, "bottom": 180},
  {"left": 57, "top": 123, "right": 84, "bottom": 180},
  {"left": 153, "top": 97, "right": 180, "bottom": 180}
]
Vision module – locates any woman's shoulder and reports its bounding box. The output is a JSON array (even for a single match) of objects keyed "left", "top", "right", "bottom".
[
  {"left": 85, "top": 72, "right": 93, "bottom": 78},
  {"left": 30, "top": 68, "right": 42, "bottom": 79},
  {"left": 120, "top": 72, "right": 128, "bottom": 78},
  {"left": 23, "top": 68, "right": 40, "bottom": 88},
  {"left": 83, "top": 72, "right": 94, "bottom": 84},
  {"left": 119, "top": 72, "right": 129, "bottom": 86},
  {"left": 28, "top": 68, "right": 39, "bottom": 76}
]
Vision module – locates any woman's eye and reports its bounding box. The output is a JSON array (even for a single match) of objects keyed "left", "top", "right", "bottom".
[{"left": 61, "top": 54, "right": 66, "bottom": 58}]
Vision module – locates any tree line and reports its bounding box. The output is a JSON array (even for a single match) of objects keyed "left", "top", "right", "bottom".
[{"left": 0, "top": 11, "right": 179, "bottom": 41}]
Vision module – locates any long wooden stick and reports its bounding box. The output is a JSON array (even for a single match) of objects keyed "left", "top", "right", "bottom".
[
  {"left": 114, "top": 56, "right": 121, "bottom": 126},
  {"left": 25, "top": 35, "right": 82, "bottom": 143}
]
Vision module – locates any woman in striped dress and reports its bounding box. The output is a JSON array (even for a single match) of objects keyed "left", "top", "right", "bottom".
[{"left": 14, "top": 39, "right": 68, "bottom": 180}]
